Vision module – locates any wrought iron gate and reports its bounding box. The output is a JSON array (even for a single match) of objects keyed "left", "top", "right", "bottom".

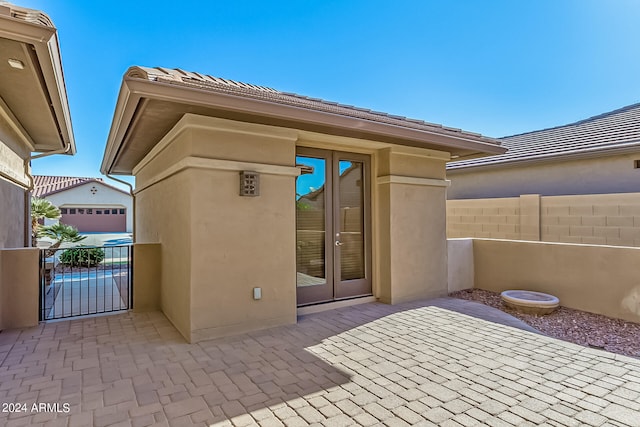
[{"left": 39, "top": 245, "right": 132, "bottom": 320}]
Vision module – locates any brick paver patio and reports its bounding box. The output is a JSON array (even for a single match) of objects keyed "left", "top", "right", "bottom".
[{"left": 0, "top": 298, "right": 639, "bottom": 426}]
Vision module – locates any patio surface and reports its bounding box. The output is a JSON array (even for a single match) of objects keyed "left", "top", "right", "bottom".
[{"left": 0, "top": 298, "right": 639, "bottom": 427}]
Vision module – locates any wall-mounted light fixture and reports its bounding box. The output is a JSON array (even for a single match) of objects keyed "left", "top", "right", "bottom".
[{"left": 239, "top": 171, "right": 259, "bottom": 196}]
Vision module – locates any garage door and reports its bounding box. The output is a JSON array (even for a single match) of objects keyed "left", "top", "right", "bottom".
[{"left": 60, "top": 207, "right": 126, "bottom": 232}]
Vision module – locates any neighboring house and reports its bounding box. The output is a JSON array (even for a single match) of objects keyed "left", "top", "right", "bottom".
[
  {"left": 446, "top": 103, "right": 640, "bottom": 246},
  {"left": 447, "top": 103, "right": 640, "bottom": 199},
  {"left": 0, "top": 2, "right": 75, "bottom": 248},
  {"left": 101, "top": 66, "right": 505, "bottom": 342},
  {"left": 33, "top": 175, "right": 133, "bottom": 233}
]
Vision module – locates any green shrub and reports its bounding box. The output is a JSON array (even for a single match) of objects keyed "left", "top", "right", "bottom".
[{"left": 59, "top": 247, "right": 105, "bottom": 267}]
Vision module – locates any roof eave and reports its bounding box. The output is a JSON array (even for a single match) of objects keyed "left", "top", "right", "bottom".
[
  {"left": 0, "top": 12, "right": 75, "bottom": 155},
  {"left": 102, "top": 76, "right": 506, "bottom": 175},
  {"left": 101, "top": 79, "right": 139, "bottom": 175}
]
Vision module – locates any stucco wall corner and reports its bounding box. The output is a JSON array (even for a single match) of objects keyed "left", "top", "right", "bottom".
[
  {"left": 621, "top": 285, "right": 640, "bottom": 319},
  {"left": 447, "top": 238, "right": 475, "bottom": 293}
]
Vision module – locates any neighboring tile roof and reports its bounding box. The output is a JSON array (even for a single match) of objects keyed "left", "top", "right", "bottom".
[
  {"left": 448, "top": 102, "right": 640, "bottom": 170},
  {"left": 127, "top": 67, "right": 500, "bottom": 146},
  {"left": 33, "top": 175, "right": 105, "bottom": 197}
]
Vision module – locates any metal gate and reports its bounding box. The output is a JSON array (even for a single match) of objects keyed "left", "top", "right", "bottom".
[{"left": 39, "top": 245, "right": 132, "bottom": 321}]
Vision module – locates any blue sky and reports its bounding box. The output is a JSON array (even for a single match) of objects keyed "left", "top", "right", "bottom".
[{"left": 20, "top": 0, "right": 640, "bottom": 184}]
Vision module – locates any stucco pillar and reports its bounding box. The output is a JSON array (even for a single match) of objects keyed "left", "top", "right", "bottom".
[
  {"left": 0, "top": 248, "right": 39, "bottom": 329},
  {"left": 132, "top": 243, "right": 161, "bottom": 312},
  {"left": 375, "top": 147, "right": 450, "bottom": 304}
]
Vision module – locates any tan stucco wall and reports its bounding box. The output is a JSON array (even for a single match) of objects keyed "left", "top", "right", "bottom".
[
  {"left": 0, "top": 127, "right": 29, "bottom": 249},
  {"left": 448, "top": 153, "right": 640, "bottom": 200},
  {"left": 134, "top": 114, "right": 453, "bottom": 340},
  {"left": 0, "top": 248, "right": 38, "bottom": 329},
  {"left": 188, "top": 168, "right": 297, "bottom": 341},
  {"left": 0, "top": 176, "right": 26, "bottom": 248},
  {"left": 472, "top": 239, "right": 640, "bottom": 323},
  {"left": 132, "top": 243, "right": 161, "bottom": 312},
  {"left": 448, "top": 192, "right": 640, "bottom": 247},
  {"left": 135, "top": 115, "right": 299, "bottom": 342},
  {"left": 376, "top": 147, "right": 450, "bottom": 304},
  {"left": 135, "top": 165, "right": 192, "bottom": 340},
  {"left": 188, "top": 120, "right": 298, "bottom": 341}
]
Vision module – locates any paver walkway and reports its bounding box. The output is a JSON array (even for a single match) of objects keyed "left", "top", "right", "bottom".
[{"left": 0, "top": 298, "right": 639, "bottom": 426}]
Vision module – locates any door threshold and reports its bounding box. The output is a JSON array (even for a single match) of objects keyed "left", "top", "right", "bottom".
[{"left": 297, "top": 296, "right": 377, "bottom": 316}]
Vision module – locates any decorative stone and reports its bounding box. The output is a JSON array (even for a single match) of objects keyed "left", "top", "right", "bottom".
[{"left": 501, "top": 290, "right": 560, "bottom": 315}]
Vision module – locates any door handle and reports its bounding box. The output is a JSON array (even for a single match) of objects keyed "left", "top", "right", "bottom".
[{"left": 335, "top": 240, "right": 344, "bottom": 246}]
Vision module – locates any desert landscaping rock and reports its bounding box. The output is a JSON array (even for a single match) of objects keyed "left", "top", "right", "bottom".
[{"left": 451, "top": 289, "right": 640, "bottom": 358}]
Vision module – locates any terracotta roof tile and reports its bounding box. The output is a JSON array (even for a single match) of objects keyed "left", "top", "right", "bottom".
[
  {"left": 130, "top": 66, "right": 500, "bottom": 146},
  {"left": 448, "top": 103, "right": 640, "bottom": 170},
  {"left": 32, "top": 175, "right": 104, "bottom": 197}
]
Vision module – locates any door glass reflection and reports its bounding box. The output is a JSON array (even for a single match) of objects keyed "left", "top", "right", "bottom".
[
  {"left": 338, "top": 160, "right": 365, "bottom": 281},
  {"left": 296, "top": 156, "right": 327, "bottom": 287}
]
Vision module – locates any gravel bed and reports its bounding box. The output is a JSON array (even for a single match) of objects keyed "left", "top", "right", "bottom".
[{"left": 450, "top": 289, "right": 640, "bottom": 359}]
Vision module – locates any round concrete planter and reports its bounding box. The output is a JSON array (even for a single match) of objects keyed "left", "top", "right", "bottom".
[{"left": 501, "top": 290, "right": 560, "bottom": 315}]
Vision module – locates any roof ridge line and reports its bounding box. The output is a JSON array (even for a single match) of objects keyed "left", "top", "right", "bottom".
[
  {"left": 126, "top": 65, "right": 499, "bottom": 144},
  {"left": 500, "top": 102, "right": 640, "bottom": 140}
]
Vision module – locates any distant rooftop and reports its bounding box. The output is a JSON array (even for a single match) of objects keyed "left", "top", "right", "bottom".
[
  {"left": 33, "top": 175, "right": 106, "bottom": 197},
  {"left": 448, "top": 102, "right": 640, "bottom": 170}
]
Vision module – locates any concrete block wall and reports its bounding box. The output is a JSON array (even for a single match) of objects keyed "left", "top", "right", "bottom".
[
  {"left": 541, "top": 193, "right": 640, "bottom": 246},
  {"left": 446, "top": 197, "right": 521, "bottom": 239},
  {"left": 447, "top": 192, "right": 640, "bottom": 247}
]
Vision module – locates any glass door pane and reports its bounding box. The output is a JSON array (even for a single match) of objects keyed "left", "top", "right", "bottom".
[
  {"left": 337, "top": 160, "right": 365, "bottom": 281},
  {"left": 296, "top": 155, "right": 328, "bottom": 288}
]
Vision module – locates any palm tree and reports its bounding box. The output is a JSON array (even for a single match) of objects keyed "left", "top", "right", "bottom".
[
  {"left": 40, "top": 223, "right": 86, "bottom": 257},
  {"left": 31, "top": 197, "right": 61, "bottom": 246}
]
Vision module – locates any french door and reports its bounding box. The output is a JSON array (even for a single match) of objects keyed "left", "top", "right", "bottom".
[{"left": 296, "top": 148, "right": 371, "bottom": 306}]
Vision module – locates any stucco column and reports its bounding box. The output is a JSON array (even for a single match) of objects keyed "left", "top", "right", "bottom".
[
  {"left": 375, "top": 147, "right": 450, "bottom": 304},
  {"left": 0, "top": 248, "right": 39, "bottom": 329}
]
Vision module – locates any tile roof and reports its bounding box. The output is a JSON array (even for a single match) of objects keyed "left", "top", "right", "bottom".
[
  {"left": 32, "top": 175, "right": 105, "bottom": 197},
  {"left": 448, "top": 102, "right": 640, "bottom": 170},
  {"left": 127, "top": 67, "right": 500, "bottom": 146},
  {"left": 0, "top": 2, "right": 55, "bottom": 27}
]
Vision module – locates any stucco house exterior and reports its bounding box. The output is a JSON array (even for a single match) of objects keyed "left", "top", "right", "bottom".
[
  {"left": 0, "top": 3, "right": 74, "bottom": 330},
  {"left": 34, "top": 175, "right": 133, "bottom": 232},
  {"left": 0, "top": 2, "right": 74, "bottom": 249},
  {"left": 447, "top": 103, "right": 640, "bottom": 199},
  {"left": 101, "top": 66, "right": 505, "bottom": 343}
]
